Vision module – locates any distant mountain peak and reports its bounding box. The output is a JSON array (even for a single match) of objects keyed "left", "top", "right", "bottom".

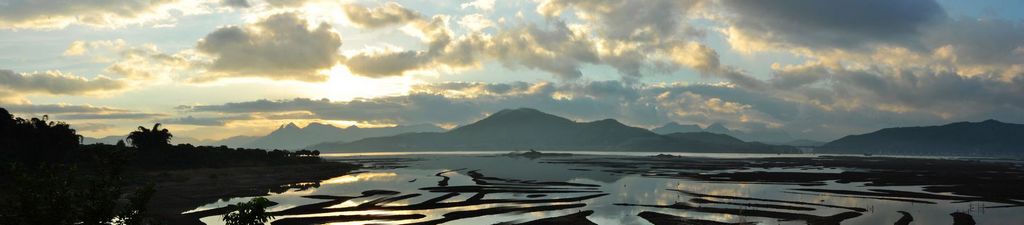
[
  {"left": 705, "top": 123, "right": 731, "bottom": 133},
  {"left": 589, "top": 118, "right": 628, "bottom": 127},
  {"left": 304, "top": 122, "right": 338, "bottom": 129},
  {"left": 281, "top": 122, "right": 300, "bottom": 130},
  {"left": 491, "top": 108, "right": 545, "bottom": 117},
  {"left": 980, "top": 119, "right": 1003, "bottom": 124},
  {"left": 480, "top": 108, "right": 564, "bottom": 122},
  {"left": 345, "top": 125, "right": 360, "bottom": 129}
]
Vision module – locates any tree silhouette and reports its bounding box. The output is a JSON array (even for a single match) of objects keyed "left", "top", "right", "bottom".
[
  {"left": 126, "top": 123, "right": 172, "bottom": 150},
  {"left": 0, "top": 108, "right": 81, "bottom": 164},
  {"left": 223, "top": 197, "right": 275, "bottom": 225}
]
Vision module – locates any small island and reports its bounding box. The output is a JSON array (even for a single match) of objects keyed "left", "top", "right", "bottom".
[{"left": 503, "top": 149, "right": 574, "bottom": 158}]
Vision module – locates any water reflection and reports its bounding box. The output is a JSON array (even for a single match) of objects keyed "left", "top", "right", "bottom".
[{"left": 186, "top": 154, "right": 1023, "bottom": 225}]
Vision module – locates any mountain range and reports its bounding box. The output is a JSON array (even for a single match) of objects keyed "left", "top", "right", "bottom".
[
  {"left": 82, "top": 123, "right": 444, "bottom": 150},
  {"left": 310, "top": 108, "right": 798, "bottom": 153},
  {"left": 652, "top": 122, "right": 795, "bottom": 144},
  {"left": 818, "top": 119, "right": 1024, "bottom": 156},
  {"left": 241, "top": 123, "right": 444, "bottom": 150}
]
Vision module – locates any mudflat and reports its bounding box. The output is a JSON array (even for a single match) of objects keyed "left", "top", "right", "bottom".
[{"left": 134, "top": 162, "right": 359, "bottom": 225}]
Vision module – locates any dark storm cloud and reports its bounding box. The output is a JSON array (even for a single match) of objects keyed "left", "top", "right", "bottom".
[
  {"left": 923, "top": 18, "right": 1024, "bottom": 67},
  {"left": 722, "top": 0, "right": 947, "bottom": 49}
]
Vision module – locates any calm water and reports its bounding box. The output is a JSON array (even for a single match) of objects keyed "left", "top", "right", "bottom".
[{"left": 188, "top": 153, "right": 1024, "bottom": 225}]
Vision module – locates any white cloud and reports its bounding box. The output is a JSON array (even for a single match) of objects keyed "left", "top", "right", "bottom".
[{"left": 461, "top": 0, "right": 496, "bottom": 12}]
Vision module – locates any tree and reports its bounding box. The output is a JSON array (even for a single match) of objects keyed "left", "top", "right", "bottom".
[
  {"left": 0, "top": 109, "right": 80, "bottom": 165},
  {"left": 126, "top": 124, "right": 172, "bottom": 150},
  {"left": 223, "top": 197, "right": 275, "bottom": 225}
]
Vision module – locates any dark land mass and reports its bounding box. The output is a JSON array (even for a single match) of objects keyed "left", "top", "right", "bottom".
[
  {"left": 497, "top": 210, "right": 597, "bottom": 225},
  {"left": 688, "top": 198, "right": 817, "bottom": 211},
  {"left": 637, "top": 211, "right": 756, "bottom": 225},
  {"left": 272, "top": 214, "right": 426, "bottom": 225},
  {"left": 617, "top": 202, "right": 862, "bottom": 225},
  {"left": 951, "top": 212, "right": 976, "bottom": 225},
  {"left": 142, "top": 162, "right": 358, "bottom": 225},
  {"left": 0, "top": 107, "right": 360, "bottom": 225},
  {"left": 895, "top": 211, "right": 914, "bottom": 225},
  {"left": 652, "top": 122, "right": 795, "bottom": 144},
  {"left": 311, "top": 108, "right": 797, "bottom": 154},
  {"left": 186, "top": 169, "right": 606, "bottom": 225},
  {"left": 819, "top": 119, "right": 1024, "bottom": 156},
  {"left": 504, "top": 149, "right": 574, "bottom": 159},
  {"left": 242, "top": 122, "right": 444, "bottom": 150},
  {"left": 668, "top": 189, "right": 867, "bottom": 212}
]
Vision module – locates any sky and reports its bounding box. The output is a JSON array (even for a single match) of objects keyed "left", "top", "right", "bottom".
[{"left": 1, "top": 0, "right": 1023, "bottom": 142}]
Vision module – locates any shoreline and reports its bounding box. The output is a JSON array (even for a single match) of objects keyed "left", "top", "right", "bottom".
[{"left": 134, "top": 161, "right": 359, "bottom": 225}]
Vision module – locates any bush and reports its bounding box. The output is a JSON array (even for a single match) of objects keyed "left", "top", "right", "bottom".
[{"left": 223, "top": 197, "right": 275, "bottom": 225}]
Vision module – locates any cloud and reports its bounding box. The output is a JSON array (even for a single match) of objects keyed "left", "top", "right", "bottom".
[
  {"left": 720, "top": 0, "right": 946, "bottom": 50},
  {"left": 71, "top": 123, "right": 116, "bottom": 132},
  {"left": 343, "top": 2, "right": 422, "bottom": 29},
  {"left": 458, "top": 14, "right": 494, "bottom": 32},
  {"left": 195, "top": 13, "right": 343, "bottom": 82},
  {"left": 337, "top": 2, "right": 721, "bottom": 80},
  {"left": 2, "top": 103, "right": 165, "bottom": 121},
  {"left": 2, "top": 104, "right": 130, "bottom": 114},
  {"left": 538, "top": 0, "right": 702, "bottom": 41},
  {"left": 0, "top": 0, "right": 209, "bottom": 29},
  {"left": 715, "top": 0, "right": 1024, "bottom": 87},
  {"left": 108, "top": 45, "right": 192, "bottom": 80},
  {"left": 159, "top": 115, "right": 253, "bottom": 126},
  {"left": 668, "top": 41, "right": 720, "bottom": 72},
  {"left": 0, "top": 70, "right": 126, "bottom": 95},
  {"left": 461, "top": 0, "right": 496, "bottom": 12},
  {"left": 222, "top": 0, "right": 251, "bottom": 8},
  {"left": 922, "top": 18, "right": 1024, "bottom": 69},
  {"left": 482, "top": 21, "right": 600, "bottom": 79},
  {"left": 54, "top": 112, "right": 166, "bottom": 120},
  {"left": 64, "top": 41, "right": 88, "bottom": 56},
  {"left": 344, "top": 50, "right": 430, "bottom": 77}
]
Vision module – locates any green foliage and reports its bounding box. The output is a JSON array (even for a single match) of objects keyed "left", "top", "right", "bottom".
[
  {"left": 223, "top": 197, "right": 275, "bottom": 225},
  {"left": 126, "top": 124, "right": 172, "bottom": 150}
]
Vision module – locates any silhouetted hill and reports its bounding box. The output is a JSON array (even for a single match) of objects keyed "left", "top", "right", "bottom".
[
  {"left": 819, "top": 120, "right": 1024, "bottom": 156},
  {"left": 651, "top": 122, "right": 703, "bottom": 134},
  {"left": 242, "top": 122, "right": 444, "bottom": 150},
  {"left": 311, "top": 108, "right": 798, "bottom": 153},
  {"left": 652, "top": 122, "right": 794, "bottom": 143},
  {"left": 664, "top": 132, "right": 800, "bottom": 153}
]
